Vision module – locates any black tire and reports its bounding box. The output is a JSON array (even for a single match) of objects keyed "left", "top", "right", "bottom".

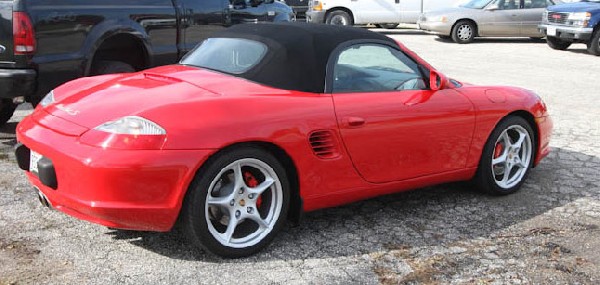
[
  {"left": 474, "top": 116, "right": 535, "bottom": 195},
  {"left": 325, "top": 10, "right": 353, "bottom": 26},
  {"left": 91, "top": 60, "right": 135, "bottom": 75},
  {"left": 376, "top": 23, "right": 399, "bottom": 29},
  {"left": 546, "top": 36, "right": 572, "bottom": 50},
  {"left": 586, "top": 29, "right": 600, "bottom": 56},
  {"left": 0, "top": 99, "right": 17, "bottom": 126},
  {"left": 451, "top": 20, "right": 476, "bottom": 44},
  {"left": 181, "top": 146, "right": 290, "bottom": 258}
]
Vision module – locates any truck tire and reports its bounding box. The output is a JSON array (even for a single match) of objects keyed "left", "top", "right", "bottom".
[
  {"left": 546, "top": 36, "right": 571, "bottom": 50},
  {"left": 92, "top": 60, "right": 135, "bottom": 75},
  {"left": 587, "top": 29, "right": 600, "bottom": 56},
  {"left": 325, "top": 10, "right": 353, "bottom": 26},
  {"left": 0, "top": 99, "right": 17, "bottom": 126}
]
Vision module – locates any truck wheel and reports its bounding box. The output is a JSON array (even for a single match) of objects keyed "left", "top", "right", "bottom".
[
  {"left": 546, "top": 36, "right": 571, "bottom": 50},
  {"left": 325, "top": 11, "right": 353, "bottom": 26},
  {"left": 587, "top": 29, "right": 600, "bottom": 56},
  {"left": 92, "top": 60, "right": 135, "bottom": 75},
  {"left": 0, "top": 99, "right": 17, "bottom": 126},
  {"left": 451, "top": 20, "right": 475, "bottom": 44}
]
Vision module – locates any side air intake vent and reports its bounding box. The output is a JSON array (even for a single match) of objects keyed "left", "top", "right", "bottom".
[{"left": 308, "top": 130, "right": 340, "bottom": 159}]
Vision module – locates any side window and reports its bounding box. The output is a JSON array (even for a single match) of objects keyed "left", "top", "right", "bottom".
[
  {"left": 332, "top": 44, "right": 426, "bottom": 93},
  {"left": 494, "top": 0, "right": 520, "bottom": 10},
  {"left": 524, "top": 0, "right": 548, "bottom": 9}
]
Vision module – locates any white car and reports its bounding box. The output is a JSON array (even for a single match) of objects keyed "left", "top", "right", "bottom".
[{"left": 306, "top": 0, "right": 462, "bottom": 27}]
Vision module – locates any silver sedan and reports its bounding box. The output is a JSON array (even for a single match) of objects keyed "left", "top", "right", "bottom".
[{"left": 418, "top": 0, "right": 560, "bottom": 43}]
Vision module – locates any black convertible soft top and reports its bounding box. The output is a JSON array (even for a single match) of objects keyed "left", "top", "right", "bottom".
[{"left": 207, "top": 22, "right": 398, "bottom": 93}]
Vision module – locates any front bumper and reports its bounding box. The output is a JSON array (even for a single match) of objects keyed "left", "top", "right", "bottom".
[
  {"left": 417, "top": 21, "right": 452, "bottom": 36},
  {"left": 16, "top": 112, "right": 214, "bottom": 232},
  {"left": 306, "top": 10, "right": 325, "bottom": 23},
  {"left": 538, "top": 24, "right": 593, "bottom": 41},
  {"left": 0, "top": 68, "right": 36, "bottom": 99}
]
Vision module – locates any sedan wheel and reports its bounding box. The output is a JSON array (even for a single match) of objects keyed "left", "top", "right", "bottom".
[
  {"left": 452, "top": 21, "right": 475, "bottom": 44},
  {"left": 475, "top": 116, "right": 534, "bottom": 195},
  {"left": 181, "top": 147, "right": 290, "bottom": 258}
]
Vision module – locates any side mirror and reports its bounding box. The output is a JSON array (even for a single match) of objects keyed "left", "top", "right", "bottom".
[
  {"left": 485, "top": 4, "right": 499, "bottom": 11},
  {"left": 429, "top": 70, "right": 447, "bottom": 91}
]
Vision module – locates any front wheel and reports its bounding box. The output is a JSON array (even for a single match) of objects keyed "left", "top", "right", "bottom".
[
  {"left": 181, "top": 147, "right": 290, "bottom": 258},
  {"left": 474, "top": 116, "right": 535, "bottom": 195},
  {"left": 451, "top": 20, "right": 476, "bottom": 44},
  {"left": 325, "top": 10, "right": 353, "bottom": 26},
  {"left": 546, "top": 36, "right": 572, "bottom": 50},
  {"left": 587, "top": 29, "right": 600, "bottom": 56},
  {"left": 0, "top": 99, "right": 17, "bottom": 126}
]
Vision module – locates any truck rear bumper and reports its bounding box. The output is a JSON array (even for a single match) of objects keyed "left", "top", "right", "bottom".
[
  {"left": 0, "top": 68, "right": 36, "bottom": 99},
  {"left": 306, "top": 11, "right": 325, "bottom": 23},
  {"left": 538, "top": 24, "right": 593, "bottom": 41}
]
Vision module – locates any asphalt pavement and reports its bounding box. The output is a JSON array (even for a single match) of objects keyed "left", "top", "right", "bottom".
[{"left": 1, "top": 28, "right": 599, "bottom": 284}]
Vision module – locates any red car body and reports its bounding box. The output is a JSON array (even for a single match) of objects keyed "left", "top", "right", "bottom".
[{"left": 15, "top": 25, "right": 552, "bottom": 233}]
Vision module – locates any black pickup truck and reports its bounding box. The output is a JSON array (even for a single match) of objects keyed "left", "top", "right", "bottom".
[{"left": 0, "top": 0, "right": 294, "bottom": 125}]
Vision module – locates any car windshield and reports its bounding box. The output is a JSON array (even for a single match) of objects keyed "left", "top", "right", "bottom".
[
  {"left": 180, "top": 38, "right": 268, "bottom": 74},
  {"left": 460, "top": 0, "right": 494, "bottom": 8}
]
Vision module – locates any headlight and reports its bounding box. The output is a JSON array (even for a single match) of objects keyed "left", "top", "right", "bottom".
[
  {"left": 80, "top": 116, "right": 167, "bottom": 149},
  {"left": 39, "top": 90, "right": 55, "bottom": 107},
  {"left": 568, "top": 12, "right": 591, "bottom": 27},
  {"left": 95, "top": 116, "right": 166, "bottom": 135}
]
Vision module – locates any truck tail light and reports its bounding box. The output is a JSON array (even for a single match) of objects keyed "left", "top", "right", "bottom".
[{"left": 13, "top": 12, "right": 36, "bottom": 55}]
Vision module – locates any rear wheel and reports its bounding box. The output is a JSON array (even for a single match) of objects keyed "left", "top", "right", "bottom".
[
  {"left": 451, "top": 20, "right": 476, "bottom": 44},
  {"left": 546, "top": 36, "right": 572, "bottom": 50},
  {"left": 0, "top": 99, "right": 17, "bottom": 126},
  {"left": 587, "top": 29, "right": 600, "bottom": 56},
  {"left": 325, "top": 10, "right": 353, "bottom": 26},
  {"left": 181, "top": 147, "right": 290, "bottom": 258},
  {"left": 475, "top": 116, "right": 535, "bottom": 195},
  {"left": 91, "top": 60, "right": 135, "bottom": 75}
]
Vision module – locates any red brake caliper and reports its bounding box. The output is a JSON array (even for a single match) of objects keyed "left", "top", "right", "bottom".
[
  {"left": 243, "top": 171, "right": 262, "bottom": 208},
  {"left": 494, "top": 142, "right": 504, "bottom": 158}
]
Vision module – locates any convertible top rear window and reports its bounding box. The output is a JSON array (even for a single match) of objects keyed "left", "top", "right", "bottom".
[{"left": 181, "top": 38, "right": 267, "bottom": 75}]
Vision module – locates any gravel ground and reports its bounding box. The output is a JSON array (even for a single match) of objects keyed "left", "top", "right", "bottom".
[{"left": 1, "top": 28, "right": 599, "bottom": 284}]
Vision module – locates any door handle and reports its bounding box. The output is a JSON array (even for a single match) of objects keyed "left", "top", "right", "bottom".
[{"left": 346, "top": 117, "right": 365, "bottom": 127}]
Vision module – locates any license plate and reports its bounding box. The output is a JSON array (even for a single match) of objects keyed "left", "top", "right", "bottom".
[
  {"left": 547, "top": 26, "right": 557, "bottom": 36},
  {"left": 30, "top": 150, "right": 42, "bottom": 174}
]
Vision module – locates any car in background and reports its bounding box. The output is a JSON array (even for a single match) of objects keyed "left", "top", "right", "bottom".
[
  {"left": 306, "top": 0, "right": 460, "bottom": 27},
  {"left": 418, "top": 0, "right": 561, "bottom": 43},
  {"left": 538, "top": 0, "right": 600, "bottom": 55}
]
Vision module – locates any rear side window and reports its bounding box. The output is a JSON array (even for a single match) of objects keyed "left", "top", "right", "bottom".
[{"left": 181, "top": 38, "right": 267, "bottom": 74}]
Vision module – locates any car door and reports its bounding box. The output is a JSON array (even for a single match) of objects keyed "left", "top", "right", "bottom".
[
  {"left": 520, "top": 0, "right": 552, "bottom": 36},
  {"left": 478, "top": 0, "right": 523, "bottom": 36},
  {"left": 181, "top": 0, "right": 226, "bottom": 54},
  {"left": 398, "top": 0, "right": 422, "bottom": 24},
  {"left": 330, "top": 43, "right": 475, "bottom": 183}
]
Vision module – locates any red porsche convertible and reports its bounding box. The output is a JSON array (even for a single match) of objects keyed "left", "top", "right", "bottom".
[{"left": 15, "top": 23, "right": 552, "bottom": 257}]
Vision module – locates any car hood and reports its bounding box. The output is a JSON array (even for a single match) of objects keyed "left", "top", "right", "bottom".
[
  {"left": 44, "top": 65, "right": 285, "bottom": 130},
  {"left": 548, "top": 2, "right": 600, "bottom": 13}
]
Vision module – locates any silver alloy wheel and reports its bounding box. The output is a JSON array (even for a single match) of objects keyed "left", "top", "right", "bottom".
[
  {"left": 330, "top": 15, "right": 349, "bottom": 25},
  {"left": 491, "top": 125, "right": 533, "bottom": 189},
  {"left": 205, "top": 158, "right": 283, "bottom": 248},
  {"left": 457, "top": 24, "right": 473, "bottom": 41}
]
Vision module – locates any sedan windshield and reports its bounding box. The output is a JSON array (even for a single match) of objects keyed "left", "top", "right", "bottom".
[
  {"left": 181, "top": 38, "right": 267, "bottom": 74},
  {"left": 460, "top": 0, "right": 493, "bottom": 8}
]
